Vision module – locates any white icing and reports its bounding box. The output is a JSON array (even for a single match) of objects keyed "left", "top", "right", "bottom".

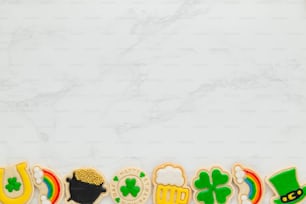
[
  {"left": 156, "top": 165, "right": 184, "bottom": 186},
  {"left": 241, "top": 195, "right": 252, "bottom": 204},
  {"left": 33, "top": 166, "right": 44, "bottom": 184},
  {"left": 41, "top": 195, "right": 51, "bottom": 204},
  {"left": 234, "top": 166, "right": 246, "bottom": 184}
]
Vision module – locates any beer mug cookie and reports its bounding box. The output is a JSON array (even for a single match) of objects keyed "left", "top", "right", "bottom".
[
  {"left": 65, "top": 168, "right": 108, "bottom": 204},
  {"left": 0, "top": 161, "right": 34, "bottom": 204},
  {"left": 152, "top": 163, "right": 191, "bottom": 204},
  {"left": 32, "top": 165, "right": 64, "bottom": 204},
  {"left": 232, "top": 164, "right": 264, "bottom": 204},
  {"left": 110, "top": 167, "right": 151, "bottom": 204}
]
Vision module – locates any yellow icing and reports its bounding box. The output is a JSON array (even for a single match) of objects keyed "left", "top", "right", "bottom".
[
  {"left": 0, "top": 162, "right": 33, "bottom": 204},
  {"left": 155, "top": 185, "right": 190, "bottom": 204}
]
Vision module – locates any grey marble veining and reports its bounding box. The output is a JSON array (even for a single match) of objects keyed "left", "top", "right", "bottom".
[{"left": 0, "top": 0, "right": 306, "bottom": 203}]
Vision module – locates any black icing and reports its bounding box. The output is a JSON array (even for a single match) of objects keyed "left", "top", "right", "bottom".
[{"left": 66, "top": 173, "right": 107, "bottom": 204}]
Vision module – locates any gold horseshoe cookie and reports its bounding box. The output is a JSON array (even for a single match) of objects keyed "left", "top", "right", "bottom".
[{"left": 0, "top": 162, "right": 34, "bottom": 204}]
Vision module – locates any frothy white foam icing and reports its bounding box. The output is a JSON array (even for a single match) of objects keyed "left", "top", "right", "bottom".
[{"left": 156, "top": 165, "right": 184, "bottom": 186}]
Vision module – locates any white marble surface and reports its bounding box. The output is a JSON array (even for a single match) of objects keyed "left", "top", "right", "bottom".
[{"left": 0, "top": 0, "right": 306, "bottom": 203}]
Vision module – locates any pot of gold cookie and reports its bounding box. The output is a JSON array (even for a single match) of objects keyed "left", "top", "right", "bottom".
[{"left": 65, "top": 168, "right": 108, "bottom": 204}]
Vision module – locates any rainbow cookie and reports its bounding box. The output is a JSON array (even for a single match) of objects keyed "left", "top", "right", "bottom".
[
  {"left": 267, "top": 167, "right": 306, "bottom": 204},
  {"left": 152, "top": 163, "right": 191, "bottom": 204},
  {"left": 110, "top": 167, "right": 151, "bottom": 204},
  {"left": 32, "top": 165, "right": 64, "bottom": 204},
  {"left": 192, "top": 166, "right": 234, "bottom": 204},
  {"left": 65, "top": 168, "right": 108, "bottom": 204},
  {"left": 232, "top": 164, "right": 264, "bottom": 204},
  {"left": 0, "top": 161, "right": 34, "bottom": 204}
]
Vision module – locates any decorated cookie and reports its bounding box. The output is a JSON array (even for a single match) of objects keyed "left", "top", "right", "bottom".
[
  {"left": 110, "top": 167, "right": 151, "bottom": 204},
  {"left": 152, "top": 163, "right": 191, "bottom": 204},
  {"left": 32, "top": 165, "right": 64, "bottom": 204},
  {"left": 65, "top": 168, "right": 108, "bottom": 204},
  {"left": 0, "top": 161, "right": 34, "bottom": 204},
  {"left": 232, "top": 164, "right": 264, "bottom": 204},
  {"left": 192, "top": 166, "right": 233, "bottom": 204},
  {"left": 267, "top": 167, "right": 306, "bottom": 204}
]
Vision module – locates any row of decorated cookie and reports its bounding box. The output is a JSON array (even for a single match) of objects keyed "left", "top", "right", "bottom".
[{"left": 0, "top": 162, "right": 304, "bottom": 204}]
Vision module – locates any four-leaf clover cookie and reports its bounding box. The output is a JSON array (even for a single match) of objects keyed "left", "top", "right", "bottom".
[{"left": 192, "top": 167, "right": 233, "bottom": 204}]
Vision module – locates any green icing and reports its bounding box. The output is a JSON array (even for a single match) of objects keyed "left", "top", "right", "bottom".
[
  {"left": 194, "top": 168, "right": 232, "bottom": 204},
  {"left": 120, "top": 178, "right": 140, "bottom": 198},
  {"left": 115, "top": 197, "right": 120, "bottom": 203},
  {"left": 5, "top": 177, "right": 21, "bottom": 192},
  {"left": 269, "top": 168, "right": 306, "bottom": 204},
  {"left": 139, "top": 172, "right": 145, "bottom": 178},
  {"left": 113, "top": 176, "right": 119, "bottom": 182}
]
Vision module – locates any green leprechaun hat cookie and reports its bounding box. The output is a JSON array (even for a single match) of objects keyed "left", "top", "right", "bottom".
[{"left": 267, "top": 167, "right": 306, "bottom": 204}]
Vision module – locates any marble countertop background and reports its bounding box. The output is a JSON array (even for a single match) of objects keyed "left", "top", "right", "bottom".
[{"left": 0, "top": 0, "right": 306, "bottom": 203}]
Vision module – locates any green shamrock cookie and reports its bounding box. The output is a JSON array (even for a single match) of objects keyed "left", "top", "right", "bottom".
[
  {"left": 192, "top": 167, "right": 233, "bottom": 204},
  {"left": 110, "top": 167, "right": 151, "bottom": 204}
]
